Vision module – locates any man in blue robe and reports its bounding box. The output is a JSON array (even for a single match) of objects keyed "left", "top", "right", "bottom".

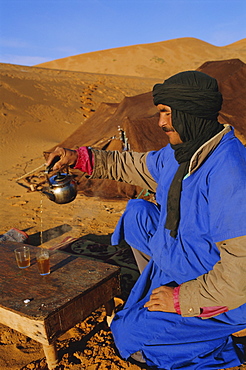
[{"left": 47, "top": 71, "right": 246, "bottom": 369}]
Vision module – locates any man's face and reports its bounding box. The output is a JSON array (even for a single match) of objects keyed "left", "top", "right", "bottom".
[{"left": 157, "top": 104, "right": 183, "bottom": 145}]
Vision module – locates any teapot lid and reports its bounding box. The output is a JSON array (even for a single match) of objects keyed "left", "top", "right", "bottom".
[{"left": 49, "top": 172, "right": 72, "bottom": 187}]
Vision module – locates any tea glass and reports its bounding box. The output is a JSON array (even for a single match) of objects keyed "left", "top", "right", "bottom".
[
  {"left": 14, "top": 246, "right": 30, "bottom": 269},
  {"left": 36, "top": 248, "right": 50, "bottom": 276}
]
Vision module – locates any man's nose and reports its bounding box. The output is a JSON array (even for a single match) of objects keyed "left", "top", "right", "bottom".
[{"left": 158, "top": 114, "right": 167, "bottom": 128}]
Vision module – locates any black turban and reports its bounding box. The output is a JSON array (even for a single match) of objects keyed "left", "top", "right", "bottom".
[{"left": 152, "top": 71, "right": 223, "bottom": 238}]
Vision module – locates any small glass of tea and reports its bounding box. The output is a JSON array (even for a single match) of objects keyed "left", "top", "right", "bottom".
[
  {"left": 14, "top": 246, "right": 30, "bottom": 269},
  {"left": 36, "top": 248, "right": 50, "bottom": 276}
]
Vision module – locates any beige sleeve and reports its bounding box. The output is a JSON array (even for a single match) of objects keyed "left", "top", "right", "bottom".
[
  {"left": 90, "top": 149, "right": 157, "bottom": 192},
  {"left": 179, "top": 235, "right": 246, "bottom": 317}
]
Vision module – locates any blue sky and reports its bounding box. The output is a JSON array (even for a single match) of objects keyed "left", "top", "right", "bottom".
[{"left": 0, "top": 0, "right": 245, "bottom": 66}]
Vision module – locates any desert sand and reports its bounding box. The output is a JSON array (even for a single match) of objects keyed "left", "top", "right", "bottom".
[
  {"left": 37, "top": 37, "right": 246, "bottom": 79},
  {"left": 0, "top": 37, "right": 245, "bottom": 369}
]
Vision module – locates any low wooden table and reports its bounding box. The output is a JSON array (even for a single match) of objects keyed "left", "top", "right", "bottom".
[{"left": 0, "top": 242, "right": 121, "bottom": 369}]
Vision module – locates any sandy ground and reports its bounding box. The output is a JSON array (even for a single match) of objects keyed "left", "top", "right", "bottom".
[{"left": 0, "top": 37, "right": 245, "bottom": 369}]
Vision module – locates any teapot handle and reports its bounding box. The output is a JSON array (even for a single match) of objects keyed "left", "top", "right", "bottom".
[
  {"left": 45, "top": 156, "right": 61, "bottom": 175},
  {"left": 45, "top": 162, "right": 70, "bottom": 187}
]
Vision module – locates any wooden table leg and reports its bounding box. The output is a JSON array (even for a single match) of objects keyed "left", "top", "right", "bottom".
[
  {"left": 105, "top": 298, "right": 115, "bottom": 316},
  {"left": 105, "top": 298, "right": 116, "bottom": 326},
  {"left": 43, "top": 342, "right": 58, "bottom": 369}
]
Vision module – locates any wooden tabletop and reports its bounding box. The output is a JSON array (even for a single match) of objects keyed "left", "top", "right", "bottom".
[{"left": 0, "top": 242, "right": 121, "bottom": 320}]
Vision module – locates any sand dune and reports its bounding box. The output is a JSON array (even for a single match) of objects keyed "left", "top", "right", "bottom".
[
  {"left": 0, "top": 63, "right": 157, "bottom": 172},
  {"left": 37, "top": 37, "right": 246, "bottom": 79}
]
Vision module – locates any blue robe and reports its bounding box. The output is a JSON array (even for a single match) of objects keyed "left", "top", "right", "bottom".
[{"left": 111, "top": 130, "right": 246, "bottom": 369}]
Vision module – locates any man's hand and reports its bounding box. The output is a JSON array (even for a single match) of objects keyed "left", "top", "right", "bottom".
[
  {"left": 144, "top": 286, "right": 176, "bottom": 313},
  {"left": 46, "top": 147, "right": 78, "bottom": 172}
]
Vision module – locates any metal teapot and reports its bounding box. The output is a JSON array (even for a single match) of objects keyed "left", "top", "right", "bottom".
[{"left": 44, "top": 165, "right": 77, "bottom": 204}]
